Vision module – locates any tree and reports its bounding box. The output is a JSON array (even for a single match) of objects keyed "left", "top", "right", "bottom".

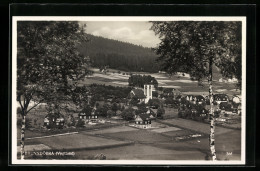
[
  {"left": 157, "top": 107, "right": 165, "bottom": 118},
  {"left": 121, "top": 108, "right": 135, "bottom": 121},
  {"left": 111, "top": 103, "right": 118, "bottom": 115},
  {"left": 151, "top": 21, "right": 241, "bottom": 160},
  {"left": 17, "top": 21, "right": 91, "bottom": 159},
  {"left": 148, "top": 99, "right": 160, "bottom": 109}
]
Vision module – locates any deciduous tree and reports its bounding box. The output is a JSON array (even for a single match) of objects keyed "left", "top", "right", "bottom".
[
  {"left": 17, "top": 21, "right": 91, "bottom": 159},
  {"left": 151, "top": 21, "right": 241, "bottom": 160}
]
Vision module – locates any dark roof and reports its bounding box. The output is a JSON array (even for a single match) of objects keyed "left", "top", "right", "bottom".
[
  {"left": 163, "top": 88, "right": 174, "bottom": 93},
  {"left": 196, "top": 95, "right": 205, "bottom": 101},
  {"left": 138, "top": 114, "right": 151, "bottom": 121},
  {"left": 213, "top": 94, "right": 229, "bottom": 101},
  {"left": 131, "top": 89, "right": 146, "bottom": 99}
]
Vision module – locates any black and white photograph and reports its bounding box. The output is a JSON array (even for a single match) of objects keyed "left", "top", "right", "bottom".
[{"left": 11, "top": 16, "right": 246, "bottom": 165}]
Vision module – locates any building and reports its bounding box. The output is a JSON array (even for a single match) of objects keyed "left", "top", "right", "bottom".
[
  {"left": 128, "top": 89, "right": 146, "bottom": 103},
  {"left": 200, "top": 108, "right": 208, "bottom": 117},
  {"left": 44, "top": 113, "right": 65, "bottom": 129},
  {"left": 196, "top": 95, "right": 205, "bottom": 104},
  {"left": 213, "top": 94, "right": 229, "bottom": 104},
  {"left": 134, "top": 114, "right": 152, "bottom": 129},
  {"left": 79, "top": 106, "right": 98, "bottom": 123},
  {"left": 144, "top": 84, "right": 154, "bottom": 103}
]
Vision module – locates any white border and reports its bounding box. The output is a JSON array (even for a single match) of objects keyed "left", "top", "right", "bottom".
[{"left": 12, "top": 16, "right": 246, "bottom": 165}]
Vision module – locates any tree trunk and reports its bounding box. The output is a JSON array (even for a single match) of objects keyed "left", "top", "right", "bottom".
[
  {"left": 208, "top": 60, "right": 217, "bottom": 161},
  {"left": 20, "top": 114, "right": 26, "bottom": 160}
]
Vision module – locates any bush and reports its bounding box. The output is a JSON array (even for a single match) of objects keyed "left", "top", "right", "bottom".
[
  {"left": 121, "top": 108, "right": 135, "bottom": 121},
  {"left": 76, "top": 119, "right": 85, "bottom": 128},
  {"left": 157, "top": 107, "right": 165, "bottom": 118}
]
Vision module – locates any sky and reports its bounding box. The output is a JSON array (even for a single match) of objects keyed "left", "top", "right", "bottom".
[{"left": 79, "top": 21, "right": 161, "bottom": 48}]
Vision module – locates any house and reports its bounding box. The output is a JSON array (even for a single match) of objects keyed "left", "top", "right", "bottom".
[
  {"left": 134, "top": 114, "right": 152, "bottom": 129},
  {"left": 128, "top": 89, "right": 146, "bottom": 103},
  {"left": 163, "top": 88, "right": 182, "bottom": 99},
  {"left": 196, "top": 95, "right": 205, "bottom": 104},
  {"left": 44, "top": 113, "right": 65, "bottom": 128},
  {"left": 213, "top": 94, "right": 229, "bottom": 104},
  {"left": 200, "top": 108, "right": 208, "bottom": 117},
  {"left": 79, "top": 106, "right": 98, "bottom": 123}
]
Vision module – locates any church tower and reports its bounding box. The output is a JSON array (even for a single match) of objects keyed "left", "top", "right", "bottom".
[{"left": 144, "top": 84, "right": 153, "bottom": 103}]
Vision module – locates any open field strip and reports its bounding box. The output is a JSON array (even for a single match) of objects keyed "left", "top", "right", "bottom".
[
  {"left": 101, "top": 129, "right": 172, "bottom": 143},
  {"left": 111, "top": 81, "right": 128, "bottom": 85},
  {"left": 82, "top": 125, "right": 139, "bottom": 135},
  {"left": 17, "top": 132, "right": 79, "bottom": 141},
  {"left": 160, "top": 85, "right": 181, "bottom": 88},
  {"left": 22, "top": 133, "right": 133, "bottom": 151},
  {"left": 150, "top": 127, "right": 182, "bottom": 133}
]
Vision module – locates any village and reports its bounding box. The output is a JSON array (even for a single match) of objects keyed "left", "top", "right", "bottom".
[
  {"left": 16, "top": 69, "right": 242, "bottom": 160},
  {"left": 39, "top": 71, "right": 242, "bottom": 130}
]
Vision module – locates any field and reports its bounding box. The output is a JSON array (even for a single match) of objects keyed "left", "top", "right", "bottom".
[
  {"left": 77, "top": 68, "right": 241, "bottom": 96},
  {"left": 17, "top": 121, "right": 241, "bottom": 160}
]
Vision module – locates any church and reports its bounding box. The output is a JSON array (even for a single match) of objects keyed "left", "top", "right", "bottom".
[{"left": 128, "top": 84, "right": 154, "bottom": 104}]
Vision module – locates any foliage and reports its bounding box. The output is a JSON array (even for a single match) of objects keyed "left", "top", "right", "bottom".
[
  {"left": 111, "top": 103, "right": 118, "bottom": 113},
  {"left": 129, "top": 96, "right": 139, "bottom": 106},
  {"left": 121, "top": 108, "right": 135, "bottom": 121},
  {"left": 78, "top": 34, "right": 159, "bottom": 73},
  {"left": 157, "top": 107, "right": 165, "bottom": 118},
  {"left": 17, "top": 117, "right": 33, "bottom": 129},
  {"left": 76, "top": 119, "right": 85, "bottom": 128},
  {"left": 148, "top": 99, "right": 161, "bottom": 109},
  {"left": 66, "top": 114, "right": 76, "bottom": 127},
  {"left": 152, "top": 91, "right": 158, "bottom": 98},
  {"left": 136, "top": 102, "right": 148, "bottom": 115},
  {"left": 107, "top": 110, "right": 114, "bottom": 118},
  {"left": 17, "top": 21, "right": 91, "bottom": 118},
  {"left": 89, "top": 84, "right": 131, "bottom": 102},
  {"left": 151, "top": 21, "right": 241, "bottom": 87},
  {"left": 128, "top": 75, "right": 158, "bottom": 88},
  {"left": 219, "top": 102, "right": 232, "bottom": 111}
]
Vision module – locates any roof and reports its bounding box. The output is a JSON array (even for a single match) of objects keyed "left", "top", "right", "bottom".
[
  {"left": 196, "top": 95, "right": 205, "bottom": 101},
  {"left": 213, "top": 94, "right": 229, "bottom": 101},
  {"left": 163, "top": 88, "right": 174, "bottom": 93},
  {"left": 138, "top": 114, "right": 151, "bottom": 121},
  {"left": 131, "top": 89, "right": 146, "bottom": 99}
]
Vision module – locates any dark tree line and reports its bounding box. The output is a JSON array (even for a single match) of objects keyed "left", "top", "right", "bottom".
[
  {"left": 78, "top": 34, "right": 160, "bottom": 73},
  {"left": 89, "top": 84, "right": 132, "bottom": 101},
  {"left": 128, "top": 75, "right": 158, "bottom": 88}
]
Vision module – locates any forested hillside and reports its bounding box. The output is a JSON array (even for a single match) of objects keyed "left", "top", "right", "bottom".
[{"left": 78, "top": 34, "right": 160, "bottom": 73}]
